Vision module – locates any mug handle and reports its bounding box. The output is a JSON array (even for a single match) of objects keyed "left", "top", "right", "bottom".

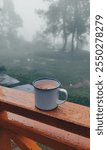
[{"left": 57, "top": 88, "right": 68, "bottom": 105}]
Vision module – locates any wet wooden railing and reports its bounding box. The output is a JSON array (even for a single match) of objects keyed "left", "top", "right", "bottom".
[{"left": 0, "top": 86, "right": 90, "bottom": 150}]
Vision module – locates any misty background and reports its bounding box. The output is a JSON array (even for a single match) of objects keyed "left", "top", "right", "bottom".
[{"left": 0, "top": 0, "right": 90, "bottom": 106}]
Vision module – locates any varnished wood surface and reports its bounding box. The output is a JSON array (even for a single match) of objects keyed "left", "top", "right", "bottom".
[
  {"left": 0, "top": 86, "right": 90, "bottom": 138},
  {"left": 0, "top": 111, "right": 90, "bottom": 150},
  {"left": 0, "top": 128, "right": 11, "bottom": 150}
]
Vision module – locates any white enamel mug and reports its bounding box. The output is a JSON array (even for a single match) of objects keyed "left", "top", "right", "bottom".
[{"left": 32, "top": 78, "right": 68, "bottom": 110}]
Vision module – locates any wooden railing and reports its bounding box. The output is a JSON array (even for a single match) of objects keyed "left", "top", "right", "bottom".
[{"left": 0, "top": 86, "right": 90, "bottom": 150}]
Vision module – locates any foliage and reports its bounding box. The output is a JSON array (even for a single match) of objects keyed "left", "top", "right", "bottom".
[
  {"left": 0, "top": 0, "right": 90, "bottom": 107},
  {"left": 0, "top": 0, "right": 22, "bottom": 50},
  {"left": 35, "top": 0, "right": 90, "bottom": 51},
  {"left": 1, "top": 49, "right": 90, "bottom": 107},
  {"left": 68, "top": 88, "right": 90, "bottom": 106},
  {"left": 32, "top": 32, "right": 52, "bottom": 51},
  {"left": 0, "top": 65, "right": 6, "bottom": 72}
]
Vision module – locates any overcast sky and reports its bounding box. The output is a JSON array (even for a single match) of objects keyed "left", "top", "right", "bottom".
[
  {"left": 0, "top": 0, "right": 89, "bottom": 50},
  {"left": 13, "top": 0, "right": 48, "bottom": 41}
]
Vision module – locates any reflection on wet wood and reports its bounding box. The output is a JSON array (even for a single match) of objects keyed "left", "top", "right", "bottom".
[
  {"left": 0, "top": 86, "right": 90, "bottom": 150},
  {"left": 0, "top": 86, "right": 90, "bottom": 138}
]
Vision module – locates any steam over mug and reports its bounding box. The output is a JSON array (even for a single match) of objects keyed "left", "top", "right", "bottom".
[{"left": 32, "top": 78, "right": 68, "bottom": 110}]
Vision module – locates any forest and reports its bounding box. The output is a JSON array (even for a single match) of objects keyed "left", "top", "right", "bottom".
[{"left": 0, "top": 0, "right": 90, "bottom": 106}]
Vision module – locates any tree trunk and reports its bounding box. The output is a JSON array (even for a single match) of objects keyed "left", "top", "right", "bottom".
[
  {"left": 61, "top": 0, "right": 68, "bottom": 52},
  {"left": 76, "top": 34, "right": 79, "bottom": 51},
  {"left": 62, "top": 34, "right": 68, "bottom": 51},
  {"left": 71, "top": 33, "right": 75, "bottom": 52}
]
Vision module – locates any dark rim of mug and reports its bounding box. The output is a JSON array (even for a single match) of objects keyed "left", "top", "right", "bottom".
[{"left": 32, "top": 77, "right": 61, "bottom": 91}]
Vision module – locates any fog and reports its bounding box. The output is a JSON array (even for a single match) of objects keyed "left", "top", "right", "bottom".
[
  {"left": 13, "top": 0, "right": 89, "bottom": 50},
  {"left": 13, "top": 0, "right": 48, "bottom": 41},
  {"left": 0, "top": 0, "right": 3, "bottom": 7},
  {"left": 0, "top": 0, "right": 90, "bottom": 106},
  {"left": 0, "top": 0, "right": 90, "bottom": 48}
]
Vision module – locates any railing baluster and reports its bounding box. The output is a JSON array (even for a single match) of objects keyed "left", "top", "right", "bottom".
[
  {"left": 10, "top": 133, "right": 42, "bottom": 150},
  {"left": 0, "top": 128, "right": 11, "bottom": 150}
]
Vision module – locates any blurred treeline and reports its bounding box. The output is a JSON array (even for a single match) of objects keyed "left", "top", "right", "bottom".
[
  {"left": 0, "top": 0, "right": 90, "bottom": 54},
  {"left": 0, "top": 0, "right": 90, "bottom": 106}
]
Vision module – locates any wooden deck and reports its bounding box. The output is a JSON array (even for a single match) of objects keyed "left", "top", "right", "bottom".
[{"left": 0, "top": 86, "right": 90, "bottom": 150}]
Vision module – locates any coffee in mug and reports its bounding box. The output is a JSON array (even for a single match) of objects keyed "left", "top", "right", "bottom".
[
  {"left": 35, "top": 80, "right": 57, "bottom": 90},
  {"left": 32, "top": 78, "right": 68, "bottom": 110}
]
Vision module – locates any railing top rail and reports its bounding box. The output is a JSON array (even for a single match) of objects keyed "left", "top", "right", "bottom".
[{"left": 0, "top": 86, "right": 90, "bottom": 138}]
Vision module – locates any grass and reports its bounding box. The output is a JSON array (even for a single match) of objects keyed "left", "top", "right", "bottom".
[
  {"left": 0, "top": 49, "right": 90, "bottom": 106},
  {"left": 0, "top": 49, "right": 90, "bottom": 150}
]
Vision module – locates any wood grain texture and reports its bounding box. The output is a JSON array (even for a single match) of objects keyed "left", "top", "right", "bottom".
[
  {"left": 0, "top": 86, "right": 90, "bottom": 138},
  {"left": 0, "top": 111, "right": 90, "bottom": 150}
]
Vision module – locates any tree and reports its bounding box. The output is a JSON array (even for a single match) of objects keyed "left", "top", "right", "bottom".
[
  {"left": 36, "top": 0, "right": 90, "bottom": 52},
  {"left": 36, "top": 0, "right": 69, "bottom": 51},
  {"left": 71, "top": 0, "right": 90, "bottom": 51},
  {"left": 32, "top": 31, "right": 51, "bottom": 52},
  {"left": 0, "top": 0, "right": 22, "bottom": 50}
]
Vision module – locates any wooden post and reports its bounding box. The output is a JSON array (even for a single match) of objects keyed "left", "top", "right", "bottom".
[
  {"left": 10, "top": 134, "right": 42, "bottom": 150},
  {"left": 0, "top": 128, "right": 11, "bottom": 150}
]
